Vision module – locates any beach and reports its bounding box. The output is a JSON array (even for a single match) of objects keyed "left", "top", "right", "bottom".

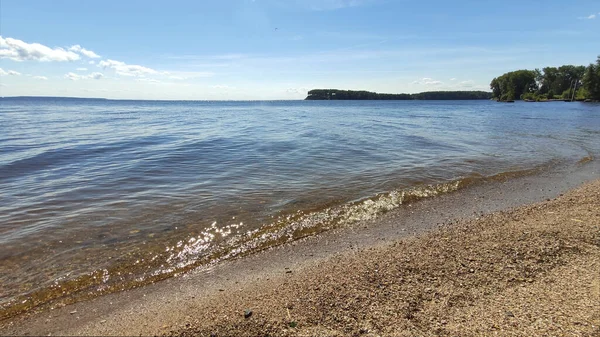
[
  {"left": 2, "top": 2, "right": 600, "bottom": 336},
  {"left": 171, "top": 179, "right": 600, "bottom": 337},
  {"left": 1, "top": 162, "right": 598, "bottom": 336}
]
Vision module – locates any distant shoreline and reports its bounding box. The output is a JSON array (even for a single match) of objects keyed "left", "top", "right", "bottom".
[{"left": 305, "top": 89, "right": 493, "bottom": 100}]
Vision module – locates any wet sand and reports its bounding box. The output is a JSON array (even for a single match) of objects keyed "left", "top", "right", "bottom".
[{"left": 1, "top": 162, "right": 599, "bottom": 336}]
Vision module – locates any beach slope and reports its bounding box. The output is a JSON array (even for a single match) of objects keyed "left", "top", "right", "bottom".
[
  {"left": 169, "top": 180, "right": 599, "bottom": 336},
  {"left": 1, "top": 178, "right": 598, "bottom": 336}
]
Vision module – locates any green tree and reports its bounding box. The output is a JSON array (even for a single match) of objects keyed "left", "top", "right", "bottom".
[
  {"left": 490, "top": 78, "right": 501, "bottom": 98},
  {"left": 576, "top": 87, "right": 590, "bottom": 100},
  {"left": 582, "top": 56, "right": 600, "bottom": 101},
  {"left": 539, "top": 67, "right": 558, "bottom": 94},
  {"left": 489, "top": 70, "right": 537, "bottom": 100},
  {"left": 536, "top": 65, "right": 585, "bottom": 98}
]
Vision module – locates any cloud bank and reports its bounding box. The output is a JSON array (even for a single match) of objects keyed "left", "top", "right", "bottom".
[
  {"left": 413, "top": 77, "right": 443, "bottom": 85},
  {"left": 69, "top": 45, "right": 101, "bottom": 58},
  {"left": 0, "top": 68, "right": 21, "bottom": 76},
  {"left": 64, "top": 72, "right": 104, "bottom": 80},
  {"left": 0, "top": 37, "right": 100, "bottom": 62},
  {"left": 98, "top": 59, "right": 158, "bottom": 77},
  {"left": 578, "top": 12, "right": 598, "bottom": 19},
  {"left": 0, "top": 36, "right": 80, "bottom": 62}
]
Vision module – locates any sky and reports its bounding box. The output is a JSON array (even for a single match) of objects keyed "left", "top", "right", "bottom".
[{"left": 0, "top": 0, "right": 598, "bottom": 100}]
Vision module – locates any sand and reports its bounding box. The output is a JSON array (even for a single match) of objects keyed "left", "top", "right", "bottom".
[
  {"left": 1, "top": 166, "right": 599, "bottom": 336},
  {"left": 164, "top": 180, "right": 599, "bottom": 336}
]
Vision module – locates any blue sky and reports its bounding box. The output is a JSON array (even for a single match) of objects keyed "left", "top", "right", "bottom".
[{"left": 0, "top": 0, "right": 598, "bottom": 99}]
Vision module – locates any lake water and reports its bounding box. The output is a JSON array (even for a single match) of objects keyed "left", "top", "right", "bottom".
[{"left": 1, "top": 98, "right": 599, "bottom": 317}]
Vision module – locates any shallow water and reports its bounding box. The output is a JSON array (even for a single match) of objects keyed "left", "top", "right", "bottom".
[{"left": 1, "top": 98, "right": 599, "bottom": 316}]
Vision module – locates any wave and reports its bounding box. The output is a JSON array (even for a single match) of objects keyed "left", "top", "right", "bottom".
[
  {"left": 0, "top": 160, "right": 573, "bottom": 320},
  {"left": 0, "top": 136, "right": 170, "bottom": 182}
]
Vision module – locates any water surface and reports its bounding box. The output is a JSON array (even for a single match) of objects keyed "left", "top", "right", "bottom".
[{"left": 1, "top": 98, "right": 598, "bottom": 317}]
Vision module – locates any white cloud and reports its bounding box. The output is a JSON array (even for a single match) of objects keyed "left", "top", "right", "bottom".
[
  {"left": 64, "top": 72, "right": 80, "bottom": 80},
  {"left": 285, "top": 87, "right": 308, "bottom": 94},
  {"left": 98, "top": 59, "right": 158, "bottom": 77},
  {"left": 0, "top": 36, "right": 80, "bottom": 62},
  {"left": 89, "top": 60, "right": 95, "bottom": 65},
  {"left": 578, "top": 13, "right": 596, "bottom": 19},
  {"left": 76, "top": 67, "right": 88, "bottom": 71},
  {"left": 0, "top": 68, "right": 21, "bottom": 76},
  {"left": 413, "top": 77, "right": 443, "bottom": 85},
  {"left": 64, "top": 71, "right": 104, "bottom": 80},
  {"left": 445, "top": 79, "right": 488, "bottom": 91},
  {"left": 168, "top": 76, "right": 185, "bottom": 80},
  {"left": 33, "top": 76, "right": 48, "bottom": 80},
  {"left": 68, "top": 45, "right": 101, "bottom": 58},
  {"left": 88, "top": 72, "right": 104, "bottom": 80},
  {"left": 457, "top": 80, "right": 475, "bottom": 88},
  {"left": 450, "top": 78, "right": 457, "bottom": 81}
]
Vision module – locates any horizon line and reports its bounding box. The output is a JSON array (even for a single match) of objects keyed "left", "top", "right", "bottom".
[{"left": 1, "top": 89, "right": 493, "bottom": 102}]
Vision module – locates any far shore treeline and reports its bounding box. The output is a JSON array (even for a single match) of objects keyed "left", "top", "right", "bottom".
[
  {"left": 490, "top": 56, "right": 600, "bottom": 102},
  {"left": 305, "top": 90, "right": 492, "bottom": 100},
  {"left": 306, "top": 56, "right": 600, "bottom": 102}
]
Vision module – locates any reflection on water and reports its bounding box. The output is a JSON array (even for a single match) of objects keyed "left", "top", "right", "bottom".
[{"left": 1, "top": 98, "right": 599, "bottom": 317}]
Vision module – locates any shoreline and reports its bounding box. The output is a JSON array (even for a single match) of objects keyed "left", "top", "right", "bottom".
[
  {"left": 1, "top": 161, "right": 598, "bottom": 335},
  {"left": 172, "top": 178, "right": 599, "bottom": 336}
]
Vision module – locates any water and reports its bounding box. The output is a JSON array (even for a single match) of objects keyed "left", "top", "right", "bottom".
[{"left": 1, "top": 98, "right": 599, "bottom": 317}]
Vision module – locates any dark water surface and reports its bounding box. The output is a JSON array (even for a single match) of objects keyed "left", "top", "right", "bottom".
[{"left": 1, "top": 98, "right": 598, "bottom": 317}]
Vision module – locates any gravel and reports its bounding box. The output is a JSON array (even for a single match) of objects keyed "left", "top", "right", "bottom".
[{"left": 167, "top": 180, "right": 600, "bottom": 337}]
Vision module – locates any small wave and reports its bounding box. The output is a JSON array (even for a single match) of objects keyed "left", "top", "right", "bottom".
[
  {"left": 578, "top": 155, "right": 594, "bottom": 165},
  {"left": 0, "top": 164, "right": 554, "bottom": 320},
  {"left": 0, "top": 139, "right": 153, "bottom": 181}
]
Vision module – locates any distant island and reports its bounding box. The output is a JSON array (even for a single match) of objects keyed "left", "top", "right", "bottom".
[{"left": 305, "top": 89, "right": 492, "bottom": 100}]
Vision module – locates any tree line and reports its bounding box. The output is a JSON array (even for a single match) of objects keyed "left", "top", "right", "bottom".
[
  {"left": 305, "top": 89, "right": 492, "bottom": 100},
  {"left": 490, "top": 56, "right": 600, "bottom": 101}
]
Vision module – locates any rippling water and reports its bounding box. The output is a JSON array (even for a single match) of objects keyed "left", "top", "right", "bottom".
[{"left": 1, "top": 97, "right": 599, "bottom": 317}]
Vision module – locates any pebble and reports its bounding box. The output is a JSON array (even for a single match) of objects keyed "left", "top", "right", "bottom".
[{"left": 244, "top": 309, "right": 253, "bottom": 318}]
